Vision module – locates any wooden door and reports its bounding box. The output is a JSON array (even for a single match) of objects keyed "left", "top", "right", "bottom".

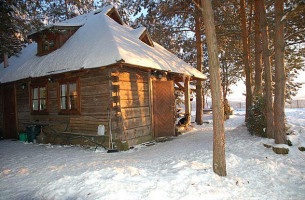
[
  {"left": 3, "top": 84, "right": 18, "bottom": 139},
  {"left": 153, "top": 80, "right": 175, "bottom": 137}
]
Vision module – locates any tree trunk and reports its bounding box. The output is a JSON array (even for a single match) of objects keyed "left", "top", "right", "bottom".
[
  {"left": 203, "top": 93, "right": 205, "bottom": 109},
  {"left": 248, "top": 0, "right": 253, "bottom": 71},
  {"left": 185, "top": 76, "right": 191, "bottom": 128},
  {"left": 201, "top": 0, "right": 226, "bottom": 176},
  {"left": 240, "top": 0, "right": 253, "bottom": 121},
  {"left": 254, "top": 0, "right": 263, "bottom": 96},
  {"left": 221, "top": 61, "right": 228, "bottom": 101},
  {"left": 64, "top": 0, "right": 69, "bottom": 19},
  {"left": 258, "top": 0, "right": 274, "bottom": 138},
  {"left": 195, "top": 0, "right": 204, "bottom": 125},
  {"left": 3, "top": 52, "right": 8, "bottom": 68},
  {"left": 274, "top": 0, "right": 287, "bottom": 144}
]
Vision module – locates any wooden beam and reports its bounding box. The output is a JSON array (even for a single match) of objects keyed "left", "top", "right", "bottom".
[
  {"left": 174, "top": 81, "right": 185, "bottom": 91},
  {"left": 148, "top": 70, "right": 155, "bottom": 137},
  {"left": 14, "top": 83, "right": 19, "bottom": 135},
  {"left": 184, "top": 76, "right": 191, "bottom": 127}
]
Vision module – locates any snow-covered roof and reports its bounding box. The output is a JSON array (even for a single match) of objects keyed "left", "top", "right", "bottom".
[
  {"left": 175, "top": 82, "right": 196, "bottom": 90},
  {"left": 133, "top": 27, "right": 147, "bottom": 38},
  {"left": 0, "top": 5, "right": 207, "bottom": 83}
]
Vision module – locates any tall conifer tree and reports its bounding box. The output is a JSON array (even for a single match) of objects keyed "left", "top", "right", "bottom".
[
  {"left": 201, "top": 0, "right": 226, "bottom": 176},
  {"left": 274, "top": 0, "right": 287, "bottom": 144}
]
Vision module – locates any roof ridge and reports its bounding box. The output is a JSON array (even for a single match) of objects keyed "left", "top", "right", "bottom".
[{"left": 102, "top": 11, "right": 125, "bottom": 64}]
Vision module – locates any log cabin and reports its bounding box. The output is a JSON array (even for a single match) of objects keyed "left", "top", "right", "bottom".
[{"left": 0, "top": 6, "right": 206, "bottom": 150}]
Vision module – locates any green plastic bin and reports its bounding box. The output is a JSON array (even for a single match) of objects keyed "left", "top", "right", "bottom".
[{"left": 19, "top": 133, "right": 27, "bottom": 142}]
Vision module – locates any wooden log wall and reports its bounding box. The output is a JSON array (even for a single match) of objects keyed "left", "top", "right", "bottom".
[
  {"left": 15, "top": 81, "right": 30, "bottom": 132},
  {"left": 111, "top": 67, "right": 151, "bottom": 146},
  {"left": 12, "top": 68, "right": 112, "bottom": 136},
  {"left": 0, "top": 85, "right": 3, "bottom": 132},
  {"left": 2, "top": 65, "right": 155, "bottom": 147}
]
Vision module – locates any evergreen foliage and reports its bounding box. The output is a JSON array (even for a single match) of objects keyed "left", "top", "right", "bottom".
[
  {"left": 1, "top": 0, "right": 304, "bottom": 101},
  {"left": 123, "top": 0, "right": 245, "bottom": 100},
  {"left": 246, "top": 96, "right": 267, "bottom": 137},
  {"left": 0, "top": 0, "right": 24, "bottom": 57}
]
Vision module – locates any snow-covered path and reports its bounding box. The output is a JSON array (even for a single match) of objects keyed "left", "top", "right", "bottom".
[{"left": 0, "top": 109, "right": 304, "bottom": 200}]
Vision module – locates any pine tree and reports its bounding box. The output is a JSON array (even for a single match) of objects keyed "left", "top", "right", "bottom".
[
  {"left": 201, "top": 0, "right": 226, "bottom": 176},
  {"left": 283, "top": 0, "right": 305, "bottom": 100},
  {"left": 253, "top": 0, "right": 263, "bottom": 97},
  {"left": 274, "top": 0, "right": 287, "bottom": 144},
  {"left": 258, "top": 0, "right": 274, "bottom": 139},
  {"left": 194, "top": 0, "right": 204, "bottom": 125},
  {"left": 0, "top": 0, "right": 24, "bottom": 66},
  {"left": 240, "top": 0, "right": 253, "bottom": 120}
]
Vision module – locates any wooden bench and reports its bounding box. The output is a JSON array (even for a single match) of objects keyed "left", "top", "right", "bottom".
[{"left": 50, "top": 117, "right": 108, "bottom": 149}]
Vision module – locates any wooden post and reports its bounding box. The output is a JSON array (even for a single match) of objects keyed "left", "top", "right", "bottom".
[
  {"left": 184, "top": 76, "right": 191, "bottom": 127},
  {"left": 148, "top": 70, "right": 154, "bottom": 137}
]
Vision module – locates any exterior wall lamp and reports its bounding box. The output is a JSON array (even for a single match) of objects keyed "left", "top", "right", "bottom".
[
  {"left": 48, "top": 77, "right": 54, "bottom": 83},
  {"left": 21, "top": 83, "right": 27, "bottom": 90},
  {"left": 151, "top": 70, "right": 163, "bottom": 79}
]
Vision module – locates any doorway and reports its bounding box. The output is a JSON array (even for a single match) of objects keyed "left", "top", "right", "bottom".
[
  {"left": 3, "top": 84, "right": 18, "bottom": 139},
  {"left": 152, "top": 80, "right": 175, "bottom": 137}
]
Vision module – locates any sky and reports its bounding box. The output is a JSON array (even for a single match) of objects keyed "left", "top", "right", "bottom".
[{"left": 227, "top": 70, "right": 305, "bottom": 101}]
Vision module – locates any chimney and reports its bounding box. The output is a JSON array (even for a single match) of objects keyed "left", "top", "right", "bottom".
[{"left": 3, "top": 52, "right": 8, "bottom": 68}]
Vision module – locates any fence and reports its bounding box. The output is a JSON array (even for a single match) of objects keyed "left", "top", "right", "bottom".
[
  {"left": 228, "top": 101, "right": 246, "bottom": 110},
  {"left": 285, "top": 99, "right": 305, "bottom": 108},
  {"left": 227, "top": 99, "right": 305, "bottom": 109}
]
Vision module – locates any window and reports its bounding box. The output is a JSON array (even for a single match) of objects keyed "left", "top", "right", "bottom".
[
  {"left": 43, "top": 40, "right": 55, "bottom": 51},
  {"left": 49, "top": 40, "right": 55, "bottom": 47},
  {"left": 31, "top": 84, "right": 48, "bottom": 114},
  {"left": 58, "top": 79, "right": 80, "bottom": 114}
]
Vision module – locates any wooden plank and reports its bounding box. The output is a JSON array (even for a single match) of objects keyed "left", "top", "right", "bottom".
[
  {"left": 120, "top": 98, "right": 149, "bottom": 108},
  {"left": 81, "top": 95, "right": 110, "bottom": 106},
  {"left": 124, "top": 116, "right": 151, "bottom": 130},
  {"left": 16, "top": 104, "right": 30, "bottom": 112},
  {"left": 30, "top": 114, "right": 69, "bottom": 122},
  {"left": 119, "top": 82, "right": 148, "bottom": 91},
  {"left": 148, "top": 71, "right": 153, "bottom": 137},
  {"left": 81, "top": 105, "right": 108, "bottom": 113},
  {"left": 3, "top": 83, "right": 18, "bottom": 139},
  {"left": 0, "top": 85, "right": 2, "bottom": 129},
  {"left": 81, "top": 84, "right": 109, "bottom": 96},
  {"left": 17, "top": 112, "right": 30, "bottom": 121},
  {"left": 121, "top": 107, "right": 150, "bottom": 119},
  {"left": 118, "top": 90, "right": 149, "bottom": 100},
  {"left": 174, "top": 81, "right": 185, "bottom": 90},
  {"left": 152, "top": 80, "right": 175, "bottom": 137},
  {"left": 112, "top": 71, "right": 148, "bottom": 83},
  {"left": 81, "top": 77, "right": 109, "bottom": 87},
  {"left": 124, "top": 125, "right": 151, "bottom": 139},
  {"left": 79, "top": 69, "right": 108, "bottom": 79}
]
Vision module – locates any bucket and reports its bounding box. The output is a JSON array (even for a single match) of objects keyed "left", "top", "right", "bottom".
[
  {"left": 98, "top": 125, "right": 105, "bottom": 136},
  {"left": 19, "top": 133, "right": 27, "bottom": 142}
]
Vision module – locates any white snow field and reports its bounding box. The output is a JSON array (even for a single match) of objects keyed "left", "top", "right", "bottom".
[{"left": 0, "top": 108, "right": 304, "bottom": 200}]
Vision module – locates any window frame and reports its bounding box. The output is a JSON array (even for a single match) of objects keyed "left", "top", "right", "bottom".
[
  {"left": 57, "top": 77, "right": 81, "bottom": 115},
  {"left": 30, "top": 82, "right": 49, "bottom": 115},
  {"left": 43, "top": 39, "right": 55, "bottom": 51}
]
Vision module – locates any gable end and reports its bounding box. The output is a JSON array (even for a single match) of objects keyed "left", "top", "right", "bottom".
[
  {"left": 106, "top": 7, "right": 123, "bottom": 25},
  {"left": 139, "top": 30, "right": 154, "bottom": 47}
]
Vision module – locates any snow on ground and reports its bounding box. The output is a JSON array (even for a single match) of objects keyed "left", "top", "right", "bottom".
[{"left": 0, "top": 108, "right": 304, "bottom": 200}]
